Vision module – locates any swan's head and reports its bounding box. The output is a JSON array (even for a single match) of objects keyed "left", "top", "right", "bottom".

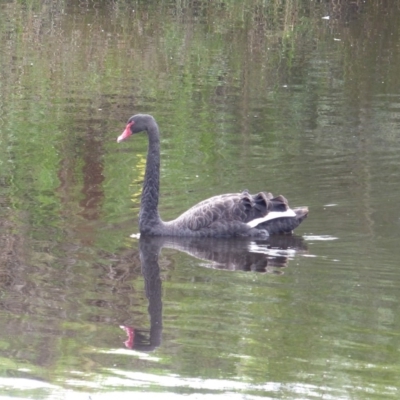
[{"left": 117, "top": 114, "right": 156, "bottom": 143}]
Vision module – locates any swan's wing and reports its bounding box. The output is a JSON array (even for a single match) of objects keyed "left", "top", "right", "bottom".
[{"left": 174, "top": 191, "right": 292, "bottom": 231}]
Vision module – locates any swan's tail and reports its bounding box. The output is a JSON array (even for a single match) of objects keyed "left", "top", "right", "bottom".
[
  {"left": 294, "top": 207, "right": 309, "bottom": 222},
  {"left": 261, "top": 206, "right": 309, "bottom": 235}
]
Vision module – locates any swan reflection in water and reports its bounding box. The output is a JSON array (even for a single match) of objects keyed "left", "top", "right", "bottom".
[{"left": 120, "top": 235, "right": 307, "bottom": 352}]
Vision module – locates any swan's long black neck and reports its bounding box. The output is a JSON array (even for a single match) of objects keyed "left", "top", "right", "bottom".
[{"left": 139, "top": 120, "right": 163, "bottom": 233}]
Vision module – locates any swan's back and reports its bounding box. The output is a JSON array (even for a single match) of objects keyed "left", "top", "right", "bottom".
[{"left": 164, "top": 191, "right": 298, "bottom": 236}]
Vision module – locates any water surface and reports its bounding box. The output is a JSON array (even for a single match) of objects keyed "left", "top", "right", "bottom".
[{"left": 1, "top": 1, "right": 400, "bottom": 399}]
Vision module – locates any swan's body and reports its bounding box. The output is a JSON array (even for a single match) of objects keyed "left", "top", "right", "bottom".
[{"left": 117, "top": 114, "right": 308, "bottom": 237}]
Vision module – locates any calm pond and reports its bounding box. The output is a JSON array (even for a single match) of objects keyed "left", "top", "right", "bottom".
[{"left": 1, "top": 1, "right": 400, "bottom": 399}]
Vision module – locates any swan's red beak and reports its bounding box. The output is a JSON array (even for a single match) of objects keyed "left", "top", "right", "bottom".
[{"left": 117, "top": 122, "right": 134, "bottom": 143}]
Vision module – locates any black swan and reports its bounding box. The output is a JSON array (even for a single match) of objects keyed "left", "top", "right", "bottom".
[{"left": 117, "top": 114, "right": 308, "bottom": 237}]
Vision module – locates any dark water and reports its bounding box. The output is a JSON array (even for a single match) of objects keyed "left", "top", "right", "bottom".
[{"left": 1, "top": 1, "right": 400, "bottom": 399}]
